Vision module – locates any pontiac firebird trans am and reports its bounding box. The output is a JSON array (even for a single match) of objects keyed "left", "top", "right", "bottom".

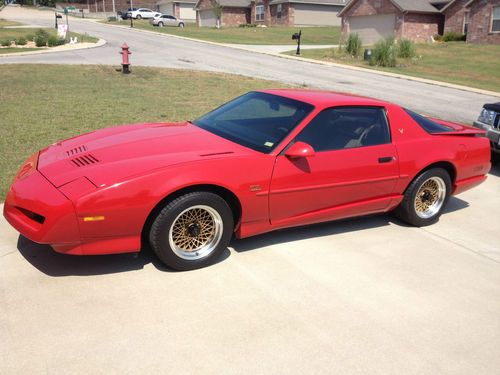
[{"left": 4, "top": 90, "right": 491, "bottom": 270}]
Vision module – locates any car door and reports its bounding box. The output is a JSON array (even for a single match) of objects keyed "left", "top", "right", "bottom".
[
  {"left": 165, "top": 15, "right": 177, "bottom": 26},
  {"left": 269, "top": 106, "right": 400, "bottom": 226}
]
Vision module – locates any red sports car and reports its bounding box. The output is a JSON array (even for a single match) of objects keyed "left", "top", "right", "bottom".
[{"left": 4, "top": 90, "right": 491, "bottom": 270}]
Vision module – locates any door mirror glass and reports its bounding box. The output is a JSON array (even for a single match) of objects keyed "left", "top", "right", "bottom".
[{"left": 285, "top": 141, "right": 315, "bottom": 159}]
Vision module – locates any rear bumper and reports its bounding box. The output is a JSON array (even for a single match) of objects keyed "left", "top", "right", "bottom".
[
  {"left": 3, "top": 171, "right": 81, "bottom": 248},
  {"left": 453, "top": 174, "right": 487, "bottom": 195}
]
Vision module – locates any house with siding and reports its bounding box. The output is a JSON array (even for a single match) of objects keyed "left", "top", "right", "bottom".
[{"left": 156, "top": 0, "right": 197, "bottom": 21}]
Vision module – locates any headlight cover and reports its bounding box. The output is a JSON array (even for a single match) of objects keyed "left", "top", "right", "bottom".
[{"left": 478, "top": 109, "right": 495, "bottom": 125}]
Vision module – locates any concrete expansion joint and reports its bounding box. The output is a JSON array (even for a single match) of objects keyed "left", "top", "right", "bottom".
[{"left": 421, "top": 227, "right": 500, "bottom": 264}]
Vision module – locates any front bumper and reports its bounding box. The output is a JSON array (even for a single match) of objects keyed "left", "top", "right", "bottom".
[
  {"left": 473, "top": 120, "right": 500, "bottom": 154},
  {"left": 3, "top": 171, "right": 80, "bottom": 248}
]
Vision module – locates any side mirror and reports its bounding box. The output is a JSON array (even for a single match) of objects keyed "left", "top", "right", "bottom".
[{"left": 285, "top": 141, "right": 315, "bottom": 159}]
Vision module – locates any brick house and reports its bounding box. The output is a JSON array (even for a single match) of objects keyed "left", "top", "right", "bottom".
[
  {"left": 465, "top": 0, "right": 500, "bottom": 43},
  {"left": 340, "top": 0, "right": 500, "bottom": 44},
  {"left": 195, "top": 0, "right": 345, "bottom": 26},
  {"left": 339, "top": 0, "right": 445, "bottom": 44},
  {"left": 255, "top": 0, "right": 346, "bottom": 26}
]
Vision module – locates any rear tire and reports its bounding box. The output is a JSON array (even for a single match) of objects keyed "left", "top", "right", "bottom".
[
  {"left": 149, "top": 192, "right": 233, "bottom": 271},
  {"left": 136, "top": 14, "right": 142, "bottom": 19},
  {"left": 179, "top": 22, "right": 185, "bottom": 28},
  {"left": 394, "top": 168, "right": 451, "bottom": 227}
]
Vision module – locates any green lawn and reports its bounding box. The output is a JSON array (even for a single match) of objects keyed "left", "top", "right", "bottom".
[
  {"left": 0, "top": 65, "right": 288, "bottom": 200},
  {"left": 285, "top": 42, "right": 500, "bottom": 93},
  {"left": 106, "top": 20, "right": 340, "bottom": 45},
  {"left": 0, "top": 47, "right": 41, "bottom": 54},
  {"left": 0, "top": 18, "right": 22, "bottom": 27}
]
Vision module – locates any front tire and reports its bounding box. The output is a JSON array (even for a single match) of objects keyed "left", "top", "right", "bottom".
[
  {"left": 136, "top": 14, "right": 142, "bottom": 19},
  {"left": 179, "top": 22, "right": 185, "bottom": 28},
  {"left": 491, "top": 151, "right": 500, "bottom": 166},
  {"left": 394, "top": 168, "right": 451, "bottom": 227},
  {"left": 158, "top": 21, "right": 164, "bottom": 27},
  {"left": 149, "top": 192, "right": 234, "bottom": 270}
]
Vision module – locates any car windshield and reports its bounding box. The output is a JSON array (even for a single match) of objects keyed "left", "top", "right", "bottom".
[{"left": 192, "top": 92, "right": 314, "bottom": 153}]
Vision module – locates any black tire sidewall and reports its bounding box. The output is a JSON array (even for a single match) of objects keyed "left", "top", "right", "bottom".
[
  {"left": 149, "top": 192, "right": 234, "bottom": 271},
  {"left": 396, "top": 168, "right": 452, "bottom": 227}
]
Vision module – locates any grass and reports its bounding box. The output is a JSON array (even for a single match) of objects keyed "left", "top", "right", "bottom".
[
  {"left": 105, "top": 20, "right": 340, "bottom": 45},
  {"left": 0, "top": 47, "right": 41, "bottom": 54},
  {"left": 0, "top": 64, "right": 289, "bottom": 200},
  {"left": 284, "top": 42, "right": 500, "bottom": 93},
  {"left": 0, "top": 18, "right": 22, "bottom": 27}
]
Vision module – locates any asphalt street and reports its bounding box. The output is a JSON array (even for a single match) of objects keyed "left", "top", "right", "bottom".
[
  {"left": 1, "top": 6, "right": 498, "bottom": 124},
  {"left": 1, "top": 6, "right": 500, "bottom": 375}
]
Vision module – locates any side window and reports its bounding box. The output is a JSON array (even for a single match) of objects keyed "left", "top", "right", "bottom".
[{"left": 295, "top": 106, "right": 390, "bottom": 152}]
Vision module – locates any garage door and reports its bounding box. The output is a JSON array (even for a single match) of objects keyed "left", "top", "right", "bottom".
[
  {"left": 179, "top": 3, "right": 196, "bottom": 21},
  {"left": 293, "top": 4, "right": 342, "bottom": 26},
  {"left": 159, "top": 3, "right": 174, "bottom": 15},
  {"left": 349, "top": 14, "right": 396, "bottom": 45},
  {"left": 199, "top": 9, "right": 216, "bottom": 27}
]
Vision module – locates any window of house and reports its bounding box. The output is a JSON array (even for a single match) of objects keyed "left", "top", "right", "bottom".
[
  {"left": 277, "top": 4, "right": 282, "bottom": 19},
  {"left": 463, "top": 11, "right": 469, "bottom": 34},
  {"left": 256, "top": 5, "right": 265, "bottom": 21},
  {"left": 492, "top": 6, "right": 500, "bottom": 32},
  {"left": 294, "top": 107, "right": 391, "bottom": 152}
]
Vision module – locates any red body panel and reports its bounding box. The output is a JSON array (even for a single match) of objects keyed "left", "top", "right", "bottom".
[{"left": 3, "top": 90, "right": 491, "bottom": 256}]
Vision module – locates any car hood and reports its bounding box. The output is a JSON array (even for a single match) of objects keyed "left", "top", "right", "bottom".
[{"left": 38, "top": 122, "right": 255, "bottom": 187}]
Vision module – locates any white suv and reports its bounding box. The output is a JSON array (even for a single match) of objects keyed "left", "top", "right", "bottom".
[{"left": 127, "top": 8, "right": 159, "bottom": 19}]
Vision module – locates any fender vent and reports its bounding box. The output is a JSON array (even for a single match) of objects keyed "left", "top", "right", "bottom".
[
  {"left": 70, "top": 154, "right": 99, "bottom": 167},
  {"left": 66, "top": 145, "right": 87, "bottom": 156}
]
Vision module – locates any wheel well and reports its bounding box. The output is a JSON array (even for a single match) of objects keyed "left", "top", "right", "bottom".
[
  {"left": 141, "top": 184, "right": 242, "bottom": 245},
  {"left": 420, "top": 161, "right": 456, "bottom": 183}
]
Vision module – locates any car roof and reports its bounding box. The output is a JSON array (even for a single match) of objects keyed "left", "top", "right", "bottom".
[{"left": 260, "top": 89, "right": 392, "bottom": 108}]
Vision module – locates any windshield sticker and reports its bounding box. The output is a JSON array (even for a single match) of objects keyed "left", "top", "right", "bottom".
[{"left": 264, "top": 142, "right": 274, "bottom": 147}]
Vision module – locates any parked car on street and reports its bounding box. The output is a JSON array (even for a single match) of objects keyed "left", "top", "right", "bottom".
[
  {"left": 119, "top": 8, "right": 136, "bottom": 19},
  {"left": 4, "top": 90, "right": 491, "bottom": 271},
  {"left": 473, "top": 102, "right": 500, "bottom": 165},
  {"left": 150, "top": 14, "right": 185, "bottom": 27},
  {"left": 126, "top": 8, "right": 159, "bottom": 19}
]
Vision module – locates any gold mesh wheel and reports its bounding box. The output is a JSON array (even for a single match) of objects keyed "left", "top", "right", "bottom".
[
  {"left": 168, "top": 205, "right": 223, "bottom": 260},
  {"left": 414, "top": 176, "right": 446, "bottom": 219}
]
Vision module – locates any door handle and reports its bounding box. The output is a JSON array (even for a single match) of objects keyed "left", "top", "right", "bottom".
[{"left": 378, "top": 156, "right": 395, "bottom": 163}]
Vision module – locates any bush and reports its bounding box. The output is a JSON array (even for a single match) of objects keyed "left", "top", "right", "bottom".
[
  {"left": 238, "top": 23, "right": 256, "bottom": 28},
  {"left": 442, "top": 32, "right": 466, "bottom": 42},
  {"left": 397, "top": 38, "right": 416, "bottom": 59},
  {"left": 346, "top": 33, "right": 362, "bottom": 57},
  {"left": 16, "top": 37, "right": 27, "bottom": 46},
  {"left": 34, "top": 29, "right": 50, "bottom": 47},
  {"left": 433, "top": 34, "right": 443, "bottom": 42},
  {"left": 47, "top": 35, "right": 59, "bottom": 47},
  {"left": 1, "top": 39, "right": 11, "bottom": 47},
  {"left": 370, "top": 36, "right": 397, "bottom": 67}
]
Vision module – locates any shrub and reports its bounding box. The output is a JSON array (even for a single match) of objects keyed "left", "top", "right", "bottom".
[
  {"left": 346, "top": 32, "right": 362, "bottom": 57},
  {"left": 34, "top": 35, "right": 47, "bottom": 47},
  {"left": 1, "top": 39, "right": 11, "bottom": 47},
  {"left": 370, "top": 36, "right": 397, "bottom": 67},
  {"left": 34, "top": 29, "right": 50, "bottom": 47},
  {"left": 433, "top": 34, "right": 443, "bottom": 42},
  {"left": 238, "top": 23, "right": 256, "bottom": 27},
  {"left": 25, "top": 34, "right": 35, "bottom": 41},
  {"left": 47, "top": 35, "right": 59, "bottom": 47},
  {"left": 397, "top": 38, "right": 416, "bottom": 59},
  {"left": 16, "top": 37, "right": 27, "bottom": 46},
  {"left": 442, "top": 32, "right": 466, "bottom": 42}
]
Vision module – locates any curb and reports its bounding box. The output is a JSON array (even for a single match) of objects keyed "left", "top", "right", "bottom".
[
  {"left": 0, "top": 38, "right": 106, "bottom": 57},
  {"left": 102, "top": 22, "right": 500, "bottom": 98}
]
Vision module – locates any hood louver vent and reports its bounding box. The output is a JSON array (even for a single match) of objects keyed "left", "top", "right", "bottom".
[
  {"left": 66, "top": 145, "right": 87, "bottom": 156},
  {"left": 70, "top": 154, "right": 99, "bottom": 167}
]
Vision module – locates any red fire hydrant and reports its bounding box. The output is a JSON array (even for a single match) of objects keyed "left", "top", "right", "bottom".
[{"left": 120, "top": 43, "right": 131, "bottom": 74}]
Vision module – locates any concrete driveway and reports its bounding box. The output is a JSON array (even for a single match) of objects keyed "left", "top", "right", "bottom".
[{"left": 1, "top": 165, "right": 500, "bottom": 374}]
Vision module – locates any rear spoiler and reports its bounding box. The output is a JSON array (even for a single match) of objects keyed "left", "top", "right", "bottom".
[{"left": 430, "top": 118, "right": 486, "bottom": 137}]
